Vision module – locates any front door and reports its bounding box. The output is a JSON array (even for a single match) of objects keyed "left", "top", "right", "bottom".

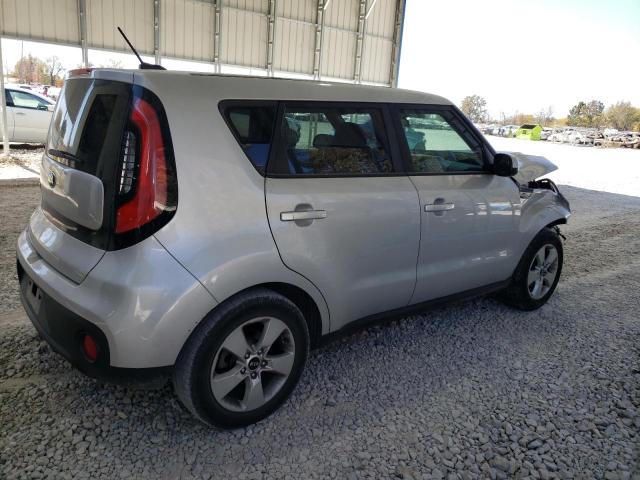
[
  {"left": 7, "top": 89, "right": 52, "bottom": 143},
  {"left": 265, "top": 103, "right": 420, "bottom": 330},
  {"left": 392, "top": 106, "right": 520, "bottom": 304}
]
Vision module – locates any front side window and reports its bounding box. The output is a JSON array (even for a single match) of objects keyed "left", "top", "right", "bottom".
[
  {"left": 8, "top": 90, "right": 50, "bottom": 110},
  {"left": 398, "top": 109, "right": 484, "bottom": 174},
  {"left": 274, "top": 106, "right": 393, "bottom": 175},
  {"left": 223, "top": 105, "right": 275, "bottom": 173}
]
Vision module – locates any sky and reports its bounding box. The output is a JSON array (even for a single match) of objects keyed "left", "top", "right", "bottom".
[
  {"left": 398, "top": 0, "right": 640, "bottom": 119},
  {"left": 1, "top": 0, "right": 639, "bottom": 119}
]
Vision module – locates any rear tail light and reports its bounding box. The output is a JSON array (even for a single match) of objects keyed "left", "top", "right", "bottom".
[
  {"left": 82, "top": 334, "right": 99, "bottom": 363},
  {"left": 115, "top": 95, "right": 177, "bottom": 235}
]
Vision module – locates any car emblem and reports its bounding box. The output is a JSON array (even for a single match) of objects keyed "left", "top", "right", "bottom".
[{"left": 47, "top": 170, "right": 56, "bottom": 188}]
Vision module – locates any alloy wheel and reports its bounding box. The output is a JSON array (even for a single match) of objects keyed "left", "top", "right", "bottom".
[
  {"left": 210, "top": 317, "right": 295, "bottom": 412},
  {"left": 527, "top": 244, "right": 559, "bottom": 300}
]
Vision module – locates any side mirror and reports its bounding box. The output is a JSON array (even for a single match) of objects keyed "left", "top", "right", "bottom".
[
  {"left": 492, "top": 153, "right": 518, "bottom": 177},
  {"left": 38, "top": 104, "right": 49, "bottom": 111}
]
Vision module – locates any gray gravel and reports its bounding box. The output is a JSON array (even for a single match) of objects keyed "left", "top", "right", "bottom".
[{"left": 1, "top": 184, "right": 639, "bottom": 480}]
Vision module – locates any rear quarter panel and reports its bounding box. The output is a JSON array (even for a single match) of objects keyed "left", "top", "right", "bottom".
[{"left": 134, "top": 74, "right": 330, "bottom": 334}]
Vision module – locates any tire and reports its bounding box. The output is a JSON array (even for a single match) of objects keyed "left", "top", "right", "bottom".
[
  {"left": 497, "top": 227, "right": 564, "bottom": 311},
  {"left": 173, "top": 288, "right": 309, "bottom": 429}
]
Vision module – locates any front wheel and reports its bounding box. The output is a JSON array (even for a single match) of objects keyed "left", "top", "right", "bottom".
[
  {"left": 497, "top": 227, "right": 564, "bottom": 311},
  {"left": 173, "top": 289, "right": 309, "bottom": 428}
]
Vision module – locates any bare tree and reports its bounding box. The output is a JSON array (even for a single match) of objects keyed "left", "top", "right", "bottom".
[
  {"left": 13, "top": 55, "right": 47, "bottom": 84},
  {"left": 45, "top": 56, "right": 65, "bottom": 85},
  {"left": 535, "top": 106, "right": 554, "bottom": 126}
]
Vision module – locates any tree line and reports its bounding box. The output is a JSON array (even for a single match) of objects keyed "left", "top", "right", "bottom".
[
  {"left": 10, "top": 55, "right": 124, "bottom": 87},
  {"left": 12, "top": 54, "right": 65, "bottom": 86},
  {"left": 460, "top": 94, "right": 640, "bottom": 132}
]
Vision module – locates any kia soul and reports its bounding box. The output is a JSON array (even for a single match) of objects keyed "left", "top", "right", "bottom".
[{"left": 17, "top": 69, "right": 570, "bottom": 428}]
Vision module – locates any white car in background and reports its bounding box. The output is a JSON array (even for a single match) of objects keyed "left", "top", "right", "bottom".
[{"left": 3, "top": 85, "right": 55, "bottom": 143}]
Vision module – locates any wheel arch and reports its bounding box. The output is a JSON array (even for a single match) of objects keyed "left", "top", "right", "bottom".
[{"left": 205, "top": 282, "right": 326, "bottom": 348}]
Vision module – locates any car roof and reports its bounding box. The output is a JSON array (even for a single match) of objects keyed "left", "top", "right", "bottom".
[{"left": 89, "top": 69, "right": 453, "bottom": 106}]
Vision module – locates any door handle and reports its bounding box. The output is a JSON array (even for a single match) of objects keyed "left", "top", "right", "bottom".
[
  {"left": 280, "top": 210, "right": 327, "bottom": 221},
  {"left": 16, "top": 112, "right": 26, "bottom": 116},
  {"left": 425, "top": 203, "right": 454, "bottom": 212}
]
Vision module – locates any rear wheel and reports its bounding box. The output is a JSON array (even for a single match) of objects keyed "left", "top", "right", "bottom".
[
  {"left": 497, "top": 227, "right": 563, "bottom": 311},
  {"left": 174, "top": 289, "right": 309, "bottom": 428}
]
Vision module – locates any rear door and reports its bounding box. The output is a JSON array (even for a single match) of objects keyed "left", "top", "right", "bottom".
[
  {"left": 6, "top": 89, "right": 53, "bottom": 143},
  {"left": 263, "top": 102, "right": 420, "bottom": 330},
  {"left": 392, "top": 106, "right": 520, "bottom": 304}
]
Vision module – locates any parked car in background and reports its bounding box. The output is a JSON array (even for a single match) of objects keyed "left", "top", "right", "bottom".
[
  {"left": 540, "top": 128, "right": 554, "bottom": 141},
  {"left": 565, "top": 130, "right": 593, "bottom": 146},
  {"left": 499, "top": 125, "right": 520, "bottom": 137},
  {"left": 548, "top": 129, "right": 571, "bottom": 143},
  {"left": 17, "top": 69, "right": 571, "bottom": 428},
  {"left": 483, "top": 124, "right": 500, "bottom": 135},
  {"left": 3, "top": 85, "right": 55, "bottom": 143}
]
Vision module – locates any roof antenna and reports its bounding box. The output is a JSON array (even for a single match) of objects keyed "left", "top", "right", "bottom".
[{"left": 117, "top": 26, "right": 165, "bottom": 70}]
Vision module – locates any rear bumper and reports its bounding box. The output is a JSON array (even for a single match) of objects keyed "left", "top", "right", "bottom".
[
  {"left": 17, "top": 260, "right": 171, "bottom": 384},
  {"left": 16, "top": 226, "right": 217, "bottom": 369}
]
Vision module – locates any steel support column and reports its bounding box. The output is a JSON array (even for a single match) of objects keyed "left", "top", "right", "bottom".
[
  {"left": 389, "top": 0, "right": 406, "bottom": 88},
  {"left": 312, "top": 0, "right": 326, "bottom": 80},
  {"left": 353, "top": 0, "right": 367, "bottom": 83},
  {"left": 154, "top": 0, "right": 161, "bottom": 64},
  {"left": 0, "top": 36, "right": 9, "bottom": 156},
  {"left": 266, "top": 0, "right": 276, "bottom": 76},
  {"left": 78, "top": 0, "right": 88, "bottom": 67},
  {"left": 213, "top": 0, "right": 221, "bottom": 73}
]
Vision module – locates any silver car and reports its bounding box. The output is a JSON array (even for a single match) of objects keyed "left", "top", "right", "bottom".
[{"left": 17, "top": 69, "right": 570, "bottom": 428}]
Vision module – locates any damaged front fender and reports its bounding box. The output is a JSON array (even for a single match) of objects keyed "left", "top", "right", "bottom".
[{"left": 503, "top": 152, "right": 558, "bottom": 184}]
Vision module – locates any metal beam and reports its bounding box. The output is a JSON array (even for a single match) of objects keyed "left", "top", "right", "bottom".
[
  {"left": 389, "top": 0, "right": 406, "bottom": 88},
  {"left": 266, "top": 0, "right": 276, "bottom": 76},
  {"left": 0, "top": 36, "right": 9, "bottom": 156},
  {"left": 78, "top": 0, "right": 88, "bottom": 67},
  {"left": 353, "top": 0, "right": 367, "bottom": 83},
  {"left": 312, "top": 0, "right": 326, "bottom": 80},
  {"left": 154, "top": 0, "right": 161, "bottom": 64}
]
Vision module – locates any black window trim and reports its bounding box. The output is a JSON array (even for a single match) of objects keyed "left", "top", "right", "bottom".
[
  {"left": 267, "top": 100, "right": 405, "bottom": 178},
  {"left": 390, "top": 103, "right": 497, "bottom": 177},
  {"left": 218, "top": 99, "right": 278, "bottom": 175},
  {"left": 218, "top": 99, "right": 499, "bottom": 178},
  {"left": 7, "top": 89, "right": 51, "bottom": 111}
]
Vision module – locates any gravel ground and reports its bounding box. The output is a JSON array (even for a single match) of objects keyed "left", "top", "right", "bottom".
[
  {"left": 1, "top": 183, "right": 639, "bottom": 480},
  {"left": 0, "top": 147, "right": 43, "bottom": 181}
]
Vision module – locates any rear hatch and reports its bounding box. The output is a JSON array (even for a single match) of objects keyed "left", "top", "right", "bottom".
[{"left": 32, "top": 74, "right": 177, "bottom": 283}]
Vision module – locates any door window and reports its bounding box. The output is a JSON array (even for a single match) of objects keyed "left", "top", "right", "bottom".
[
  {"left": 398, "top": 109, "right": 484, "bottom": 174},
  {"left": 222, "top": 104, "right": 276, "bottom": 173},
  {"left": 273, "top": 106, "right": 393, "bottom": 175},
  {"left": 8, "top": 90, "right": 51, "bottom": 110}
]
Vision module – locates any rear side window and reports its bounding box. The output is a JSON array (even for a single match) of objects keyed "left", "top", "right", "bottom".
[
  {"left": 272, "top": 106, "right": 393, "bottom": 176},
  {"left": 397, "top": 109, "right": 484, "bottom": 174},
  {"left": 223, "top": 105, "right": 276, "bottom": 173}
]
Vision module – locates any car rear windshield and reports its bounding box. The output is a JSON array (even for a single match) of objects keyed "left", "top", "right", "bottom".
[{"left": 48, "top": 79, "right": 131, "bottom": 177}]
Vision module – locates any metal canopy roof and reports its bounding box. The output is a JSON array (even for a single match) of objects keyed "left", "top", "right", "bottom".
[{"left": 0, "top": 0, "right": 406, "bottom": 86}]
